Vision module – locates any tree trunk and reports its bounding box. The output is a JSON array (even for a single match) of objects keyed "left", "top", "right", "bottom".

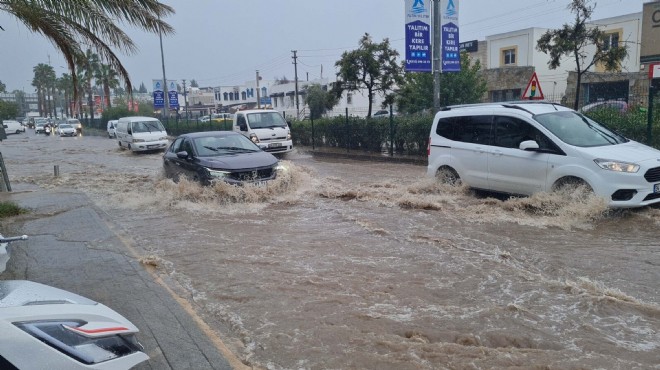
[{"left": 104, "top": 83, "right": 112, "bottom": 109}]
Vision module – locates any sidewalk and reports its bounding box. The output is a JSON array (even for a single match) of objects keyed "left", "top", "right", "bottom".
[{"left": 0, "top": 190, "right": 237, "bottom": 370}]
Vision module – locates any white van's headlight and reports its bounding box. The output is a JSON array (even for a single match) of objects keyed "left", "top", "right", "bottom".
[
  {"left": 206, "top": 168, "right": 230, "bottom": 178},
  {"left": 250, "top": 134, "right": 260, "bottom": 144},
  {"left": 159, "top": 136, "right": 168, "bottom": 141},
  {"left": 132, "top": 138, "right": 145, "bottom": 143},
  {"left": 594, "top": 159, "right": 640, "bottom": 173},
  {"left": 286, "top": 132, "right": 291, "bottom": 140}
]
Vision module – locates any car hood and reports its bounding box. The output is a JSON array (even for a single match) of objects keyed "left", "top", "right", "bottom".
[
  {"left": 198, "top": 151, "right": 278, "bottom": 170},
  {"left": 575, "top": 141, "right": 660, "bottom": 163},
  {"left": 0, "top": 280, "right": 97, "bottom": 308},
  {"left": 252, "top": 126, "right": 289, "bottom": 139}
]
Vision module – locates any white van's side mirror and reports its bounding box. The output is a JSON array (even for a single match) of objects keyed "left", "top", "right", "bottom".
[{"left": 519, "top": 140, "right": 540, "bottom": 151}]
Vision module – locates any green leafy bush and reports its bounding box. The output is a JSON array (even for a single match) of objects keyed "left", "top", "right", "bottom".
[{"left": 0, "top": 201, "right": 26, "bottom": 218}]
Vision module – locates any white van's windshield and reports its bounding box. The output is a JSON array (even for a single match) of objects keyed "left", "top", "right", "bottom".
[
  {"left": 535, "top": 111, "right": 628, "bottom": 147},
  {"left": 246, "top": 112, "right": 287, "bottom": 129},
  {"left": 131, "top": 120, "right": 165, "bottom": 133}
]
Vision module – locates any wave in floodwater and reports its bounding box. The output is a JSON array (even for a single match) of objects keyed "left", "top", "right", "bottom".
[
  {"left": 16, "top": 160, "right": 660, "bottom": 229},
  {"left": 318, "top": 177, "right": 619, "bottom": 230}
]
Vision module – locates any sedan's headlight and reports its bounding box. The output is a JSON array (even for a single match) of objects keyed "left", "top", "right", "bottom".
[
  {"left": 15, "top": 320, "right": 143, "bottom": 365},
  {"left": 206, "top": 168, "right": 230, "bottom": 179},
  {"left": 594, "top": 159, "right": 640, "bottom": 173},
  {"left": 275, "top": 164, "right": 288, "bottom": 172}
]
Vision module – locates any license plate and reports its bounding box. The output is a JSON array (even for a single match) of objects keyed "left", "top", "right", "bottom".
[
  {"left": 655, "top": 183, "right": 660, "bottom": 193},
  {"left": 268, "top": 143, "right": 282, "bottom": 148},
  {"left": 254, "top": 181, "right": 267, "bottom": 187}
]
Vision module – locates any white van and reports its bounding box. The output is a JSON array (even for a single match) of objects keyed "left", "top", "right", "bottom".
[
  {"left": 107, "top": 119, "right": 118, "bottom": 138},
  {"left": 427, "top": 102, "right": 660, "bottom": 208},
  {"left": 116, "top": 116, "right": 168, "bottom": 152},
  {"left": 2, "top": 120, "right": 25, "bottom": 134},
  {"left": 233, "top": 110, "right": 292, "bottom": 154}
]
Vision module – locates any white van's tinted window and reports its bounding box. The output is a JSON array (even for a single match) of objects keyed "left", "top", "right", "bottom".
[
  {"left": 535, "top": 111, "right": 627, "bottom": 147},
  {"left": 493, "top": 116, "right": 557, "bottom": 151},
  {"left": 436, "top": 115, "right": 492, "bottom": 145},
  {"left": 246, "top": 112, "right": 287, "bottom": 129},
  {"left": 131, "top": 120, "right": 165, "bottom": 133}
]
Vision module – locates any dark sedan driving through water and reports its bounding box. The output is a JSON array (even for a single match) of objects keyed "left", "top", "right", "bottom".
[{"left": 163, "top": 131, "right": 283, "bottom": 186}]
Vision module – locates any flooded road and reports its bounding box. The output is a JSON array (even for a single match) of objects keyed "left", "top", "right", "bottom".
[{"left": 2, "top": 132, "right": 659, "bottom": 369}]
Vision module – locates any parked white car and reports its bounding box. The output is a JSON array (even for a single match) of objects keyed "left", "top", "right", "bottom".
[{"left": 427, "top": 102, "right": 660, "bottom": 208}]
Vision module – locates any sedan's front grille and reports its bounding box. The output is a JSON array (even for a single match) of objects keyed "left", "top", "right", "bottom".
[
  {"left": 230, "top": 168, "right": 274, "bottom": 181},
  {"left": 644, "top": 166, "right": 660, "bottom": 182}
]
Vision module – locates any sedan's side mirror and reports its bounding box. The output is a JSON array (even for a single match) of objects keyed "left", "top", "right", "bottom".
[
  {"left": 176, "top": 150, "right": 189, "bottom": 159},
  {"left": 519, "top": 140, "right": 540, "bottom": 151}
]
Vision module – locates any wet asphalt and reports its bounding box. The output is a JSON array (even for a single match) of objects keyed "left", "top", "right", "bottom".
[{"left": 0, "top": 189, "right": 236, "bottom": 370}]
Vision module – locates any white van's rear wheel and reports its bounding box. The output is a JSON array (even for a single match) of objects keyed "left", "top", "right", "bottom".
[{"left": 436, "top": 167, "right": 461, "bottom": 186}]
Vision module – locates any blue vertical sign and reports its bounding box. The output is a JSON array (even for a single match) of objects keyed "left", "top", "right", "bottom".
[
  {"left": 167, "top": 80, "right": 179, "bottom": 109},
  {"left": 441, "top": 0, "right": 460, "bottom": 73},
  {"left": 405, "top": 0, "right": 432, "bottom": 72},
  {"left": 153, "top": 80, "right": 164, "bottom": 109}
]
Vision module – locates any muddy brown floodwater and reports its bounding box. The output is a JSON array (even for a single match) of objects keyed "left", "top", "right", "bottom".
[{"left": 2, "top": 133, "right": 659, "bottom": 369}]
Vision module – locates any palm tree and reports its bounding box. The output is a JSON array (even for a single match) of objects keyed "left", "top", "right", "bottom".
[
  {"left": 57, "top": 74, "right": 73, "bottom": 117},
  {"left": 1, "top": 0, "right": 174, "bottom": 98},
  {"left": 78, "top": 50, "right": 100, "bottom": 123},
  {"left": 32, "top": 63, "right": 55, "bottom": 117},
  {"left": 95, "top": 64, "right": 120, "bottom": 109}
]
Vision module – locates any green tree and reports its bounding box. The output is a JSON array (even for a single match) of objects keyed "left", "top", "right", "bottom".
[
  {"left": 304, "top": 84, "right": 338, "bottom": 120},
  {"left": 1, "top": 0, "right": 174, "bottom": 97},
  {"left": 0, "top": 80, "right": 5, "bottom": 93},
  {"left": 32, "top": 63, "right": 55, "bottom": 117},
  {"left": 138, "top": 82, "right": 148, "bottom": 94},
  {"left": 536, "top": 0, "right": 627, "bottom": 110},
  {"left": 0, "top": 100, "right": 18, "bottom": 119},
  {"left": 335, "top": 33, "right": 402, "bottom": 117},
  {"left": 57, "top": 74, "right": 74, "bottom": 117},
  {"left": 95, "top": 64, "right": 120, "bottom": 109},
  {"left": 78, "top": 49, "right": 100, "bottom": 121},
  {"left": 190, "top": 79, "right": 199, "bottom": 88},
  {"left": 396, "top": 52, "right": 487, "bottom": 114}
]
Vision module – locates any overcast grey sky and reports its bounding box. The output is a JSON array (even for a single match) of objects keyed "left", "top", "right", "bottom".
[{"left": 0, "top": 0, "right": 645, "bottom": 92}]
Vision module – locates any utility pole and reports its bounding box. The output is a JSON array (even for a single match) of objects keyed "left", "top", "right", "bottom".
[
  {"left": 292, "top": 50, "right": 300, "bottom": 119},
  {"left": 433, "top": 0, "right": 442, "bottom": 112},
  {"left": 158, "top": 18, "right": 169, "bottom": 121},
  {"left": 182, "top": 79, "right": 188, "bottom": 118},
  {"left": 256, "top": 70, "right": 261, "bottom": 109}
]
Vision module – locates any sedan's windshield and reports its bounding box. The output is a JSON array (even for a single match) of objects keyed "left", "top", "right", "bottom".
[
  {"left": 246, "top": 112, "right": 287, "bottom": 129},
  {"left": 534, "top": 111, "right": 628, "bottom": 147},
  {"left": 59, "top": 124, "right": 72, "bottom": 129},
  {"left": 193, "top": 135, "right": 261, "bottom": 156}
]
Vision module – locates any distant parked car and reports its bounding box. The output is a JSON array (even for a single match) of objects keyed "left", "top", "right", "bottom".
[
  {"left": 57, "top": 123, "right": 77, "bottom": 137},
  {"left": 199, "top": 115, "right": 210, "bottom": 123},
  {"left": 580, "top": 100, "right": 629, "bottom": 114},
  {"left": 372, "top": 109, "right": 397, "bottom": 118},
  {"left": 163, "top": 131, "right": 283, "bottom": 186}
]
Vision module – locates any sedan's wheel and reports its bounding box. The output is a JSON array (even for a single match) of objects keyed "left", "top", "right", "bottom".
[{"left": 436, "top": 167, "right": 461, "bottom": 186}]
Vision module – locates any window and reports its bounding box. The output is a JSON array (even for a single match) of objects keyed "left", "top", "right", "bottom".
[
  {"left": 603, "top": 32, "right": 620, "bottom": 51},
  {"left": 436, "top": 115, "right": 493, "bottom": 145},
  {"left": 491, "top": 89, "right": 521, "bottom": 102},
  {"left": 169, "top": 137, "right": 184, "bottom": 153},
  {"left": 241, "top": 91, "right": 247, "bottom": 100},
  {"left": 492, "top": 116, "right": 556, "bottom": 151},
  {"left": 501, "top": 47, "right": 517, "bottom": 66},
  {"left": 223, "top": 92, "right": 228, "bottom": 101}
]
